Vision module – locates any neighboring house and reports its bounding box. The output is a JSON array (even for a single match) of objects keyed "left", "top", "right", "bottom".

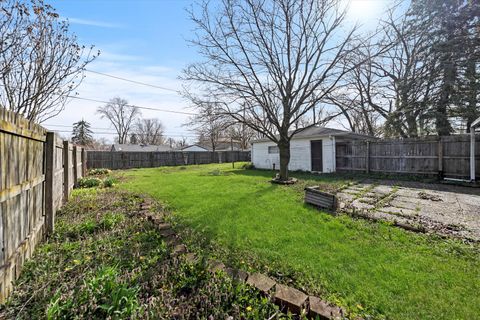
[
  {"left": 111, "top": 144, "right": 172, "bottom": 152},
  {"left": 251, "top": 125, "right": 372, "bottom": 173},
  {"left": 216, "top": 146, "right": 245, "bottom": 151},
  {"left": 193, "top": 139, "right": 247, "bottom": 151},
  {"left": 180, "top": 144, "right": 210, "bottom": 152}
]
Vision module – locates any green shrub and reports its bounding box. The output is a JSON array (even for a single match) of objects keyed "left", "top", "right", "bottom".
[
  {"left": 88, "top": 168, "right": 111, "bottom": 176},
  {"left": 79, "top": 219, "right": 98, "bottom": 235},
  {"left": 78, "top": 177, "right": 102, "bottom": 188},
  {"left": 84, "top": 267, "right": 140, "bottom": 318},
  {"left": 102, "top": 177, "right": 116, "bottom": 188}
]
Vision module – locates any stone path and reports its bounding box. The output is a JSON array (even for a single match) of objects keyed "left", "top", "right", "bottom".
[{"left": 337, "top": 179, "right": 480, "bottom": 241}]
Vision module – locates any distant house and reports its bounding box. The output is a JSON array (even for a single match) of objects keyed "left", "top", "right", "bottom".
[
  {"left": 180, "top": 144, "right": 209, "bottom": 152},
  {"left": 111, "top": 144, "right": 172, "bottom": 152},
  {"left": 251, "top": 126, "right": 371, "bottom": 173},
  {"left": 215, "top": 146, "right": 244, "bottom": 151}
]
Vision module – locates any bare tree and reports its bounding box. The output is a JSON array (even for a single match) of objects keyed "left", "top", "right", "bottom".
[
  {"left": 89, "top": 137, "right": 110, "bottom": 151},
  {"left": 226, "top": 122, "right": 256, "bottom": 150},
  {"left": 327, "top": 46, "right": 385, "bottom": 136},
  {"left": 166, "top": 136, "right": 188, "bottom": 149},
  {"left": 133, "top": 118, "right": 165, "bottom": 145},
  {"left": 183, "top": 0, "right": 362, "bottom": 181},
  {"left": 97, "top": 97, "right": 141, "bottom": 144},
  {"left": 0, "top": 0, "right": 24, "bottom": 76},
  {"left": 0, "top": 0, "right": 98, "bottom": 122},
  {"left": 373, "top": 9, "right": 439, "bottom": 138},
  {"left": 185, "top": 102, "right": 228, "bottom": 152}
]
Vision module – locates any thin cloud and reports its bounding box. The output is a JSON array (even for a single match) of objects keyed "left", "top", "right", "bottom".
[{"left": 67, "top": 17, "right": 122, "bottom": 29}]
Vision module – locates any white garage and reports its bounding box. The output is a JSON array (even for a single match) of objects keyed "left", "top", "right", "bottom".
[{"left": 251, "top": 126, "right": 371, "bottom": 173}]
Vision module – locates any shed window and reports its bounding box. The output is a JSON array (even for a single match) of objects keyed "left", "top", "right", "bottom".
[{"left": 268, "top": 146, "right": 279, "bottom": 154}]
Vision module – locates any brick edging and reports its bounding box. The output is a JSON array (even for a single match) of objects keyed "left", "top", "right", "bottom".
[{"left": 138, "top": 199, "right": 353, "bottom": 320}]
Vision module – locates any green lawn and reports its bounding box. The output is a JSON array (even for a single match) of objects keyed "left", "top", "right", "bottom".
[{"left": 120, "top": 164, "right": 480, "bottom": 320}]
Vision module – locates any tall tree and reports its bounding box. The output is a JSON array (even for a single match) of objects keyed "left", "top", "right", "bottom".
[
  {"left": 133, "top": 118, "right": 165, "bottom": 145},
  {"left": 0, "top": 0, "right": 98, "bottom": 122},
  {"left": 183, "top": 0, "right": 360, "bottom": 181},
  {"left": 394, "top": 0, "right": 479, "bottom": 135},
  {"left": 97, "top": 97, "right": 141, "bottom": 144},
  {"left": 71, "top": 120, "right": 93, "bottom": 146}
]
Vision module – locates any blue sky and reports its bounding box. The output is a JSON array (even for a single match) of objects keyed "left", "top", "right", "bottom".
[
  {"left": 45, "top": 0, "right": 394, "bottom": 143},
  {"left": 45, "top": 0, "right": 199, "bottom": 142}
]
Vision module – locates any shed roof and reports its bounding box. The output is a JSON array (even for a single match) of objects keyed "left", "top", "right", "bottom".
[
  {"left": 252, "top": 125, "right": 374, "bottom": 143},
  {"left": 180, "top": 144, "right": 210, "bottom": 151}
]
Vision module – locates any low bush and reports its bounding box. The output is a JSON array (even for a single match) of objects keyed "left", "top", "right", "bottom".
[
  {"left": 102, "top": 177, "right": 116, "bottom": 188},
  {"left": 88, "top": 168, "right": 111, "bottom": 176},
  {"left": 78, "top": 177, "right": 102, "bottom": 188}
]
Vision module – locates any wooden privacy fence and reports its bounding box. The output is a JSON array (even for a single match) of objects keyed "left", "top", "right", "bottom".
[
  {"left": 86, "top": 150, "right": 251, "bottom": 169},
  {"left": 336, "top": 135, "right": 480, "bottom": 179},
  {"left": 0, "top": 108, "right": 86, "bottom": 302}
]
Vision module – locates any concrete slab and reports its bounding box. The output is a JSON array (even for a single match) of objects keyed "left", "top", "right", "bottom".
[
  {"left": 246, "top": 273, "right": 276, "bottom": 294},
  {"left": 225, "top": 268, "right": 248, "bottom": 282},
  {"left": 274, "top": 284, "right": 308, "bottom": 314},
  {"left": 308, "top": 296, "right": 342, "bottom": 320},
  {"left": 343, "top": 179, "right": 480, "bottom": 241}
]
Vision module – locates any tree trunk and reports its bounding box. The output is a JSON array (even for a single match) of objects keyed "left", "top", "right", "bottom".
[
  {"left": 278, "top": 138, "right": 290, "bottom": 181},
  {"left": 406, "top": 113, "right": 418, "bottom": 138},
  {"left": 465, "top": 59, "right": 478, "bottom": 132},
  {"left": 436, "top": 54, "right": 455, "bottom": 136}
]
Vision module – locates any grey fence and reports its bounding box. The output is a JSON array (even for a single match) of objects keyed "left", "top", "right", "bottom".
[
  {"left": 0, "top": 108, "right": 86, "bottom": 302},
  {"left": 86, "top": 150, "right": 251, "bottom": 169},
  {"left": 336, "top": 135, "right": 480, "bottom": 179}
]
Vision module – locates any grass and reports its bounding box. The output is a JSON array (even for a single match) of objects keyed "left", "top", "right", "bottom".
[
  {"left": 119, "top": 163, "right": 480, "bottom": 320},
  {"left": 1, "top": 186, "right": 285, "bottom": 319}
]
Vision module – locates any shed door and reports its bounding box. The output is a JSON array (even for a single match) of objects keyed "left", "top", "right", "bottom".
[{"left": 311, "top": 140, "right": 323, "bottom": 172}]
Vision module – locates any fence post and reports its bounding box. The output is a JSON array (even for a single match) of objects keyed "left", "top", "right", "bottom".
[
  {"left": 72, "top": 145, "right": 78, "bottom": 186},
  {"left": 470, "top": 129, "right": 475, "bottom": 181},
  {"left": 438, "top": 138, "right": 443, "bottom": 178},
  {"left": 366, "top": 141, "right": 370, "bottom": 173},
  {"left": 63, "top": 140, "right": 70, "bottom": 202},
  {"left": 81, "top": 148, "right": 87, "bottom": 176},
  {"left": 45, "top": 132, "right": 55, "bottom": 235}
]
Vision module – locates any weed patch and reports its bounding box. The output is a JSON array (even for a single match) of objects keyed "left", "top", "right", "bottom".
[{"left": 0, "top": 188, "right": 285, "bottom": 319}]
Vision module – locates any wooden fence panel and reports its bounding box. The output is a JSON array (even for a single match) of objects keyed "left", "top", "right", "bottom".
[
  {"left": 336, "top": 135, "right": 480, "bottom": 179},
  {"left": 0, "top": 108, "right": 85, "bottom": 302},
  {"left": 53, "top": 136, "right": 64, "bottom": 211},
  {"left": 86, "top": 150, "right": 251, "bottom": 169},
  {"left": 0, "top": 108, "right": 46, "bottom": 302}
]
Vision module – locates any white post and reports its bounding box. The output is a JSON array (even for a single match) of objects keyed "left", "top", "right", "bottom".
[{"left": 471, "top": 128, "right": 476, "bottom": 181}]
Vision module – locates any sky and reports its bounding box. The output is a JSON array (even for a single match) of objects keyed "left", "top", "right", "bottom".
[{"left": 44, "top": 0, "right": 393, "bottom": 144}]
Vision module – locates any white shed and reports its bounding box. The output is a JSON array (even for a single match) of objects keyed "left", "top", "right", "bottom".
[{"left": 251, "top": 126, "right": 371, "bottom": 173}]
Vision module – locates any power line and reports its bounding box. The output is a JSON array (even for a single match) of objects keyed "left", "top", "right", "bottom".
[
  {"left": 49, "top": 129, "right": 197, "bottom": 138},
  {"left": 0, "top": 83, "right": 196, "bottom": 115},
  {"left": 44, "top": 123, "right": 197, "bottom": 136},
  {"left": 64, "top": 95, "right": 196, "bottom": 115},
  {"left": 84, "top": 69, "right": 179, "bottom": 93}
]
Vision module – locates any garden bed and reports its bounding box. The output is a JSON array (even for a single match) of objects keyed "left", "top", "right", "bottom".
[{"left": 0, "top": 188, "right": 284, "bottom": 319}]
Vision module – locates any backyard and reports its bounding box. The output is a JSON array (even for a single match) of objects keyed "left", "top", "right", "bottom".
[
  {"left": 0, "top": 187, "right": 283, "bottom": 319},
  {"left": 118, "top": 163, "right": 480, "bottom": 320}
]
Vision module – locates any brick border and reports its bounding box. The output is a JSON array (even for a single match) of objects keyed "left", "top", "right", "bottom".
[{"left": 138, "top": 198, "right": 354, "bottom": 320}]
